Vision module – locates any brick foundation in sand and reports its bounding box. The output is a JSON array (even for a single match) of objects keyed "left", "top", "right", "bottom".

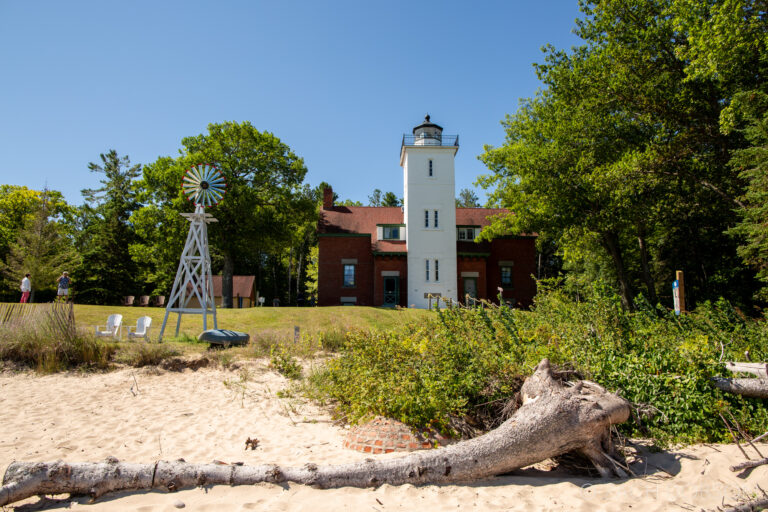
[{"left": 343, "top": 416, "right": 452, "bottom": 454}]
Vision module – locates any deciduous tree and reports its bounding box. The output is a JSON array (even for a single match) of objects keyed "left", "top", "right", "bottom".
[{"left": 134, "top": 122, "right": 311, "bottom": 307}]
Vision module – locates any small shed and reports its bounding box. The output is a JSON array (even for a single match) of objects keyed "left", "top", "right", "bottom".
[{"left": 187, "top": 275, "right": 257, "bottom": 308}]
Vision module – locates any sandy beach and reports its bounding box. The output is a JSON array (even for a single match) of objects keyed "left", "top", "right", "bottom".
[{"left": 1, "top": 361, "right": 766, "bottom": 511}]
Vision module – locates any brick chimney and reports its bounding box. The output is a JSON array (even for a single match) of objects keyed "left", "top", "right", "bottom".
[{"left": 323, "top": 186, "right": 334, "bottom": 209}]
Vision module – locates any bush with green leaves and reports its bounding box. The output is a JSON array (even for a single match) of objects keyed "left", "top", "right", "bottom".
[
  {"left": 307, "top": 283, "right": 768, "bottom": 444},
  {"left": 270, "top": 344, "right": 303, "bottom": 380}
]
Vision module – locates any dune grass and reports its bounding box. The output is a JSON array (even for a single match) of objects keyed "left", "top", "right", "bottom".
[{"left": 0, "top": 303, "right": 115, "bottom": 373}]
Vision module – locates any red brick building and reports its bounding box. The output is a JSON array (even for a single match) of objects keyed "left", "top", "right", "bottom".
[{"left": 317, "top": 189, "right": 536, "bottom": 308}]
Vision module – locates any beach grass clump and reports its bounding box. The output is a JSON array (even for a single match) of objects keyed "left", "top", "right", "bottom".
[
  {"left": 306, "top": 284, "right": 768, "bottom": 444},
  {"left": 0, "top": 304, "right": 115, "bottom": 373},
  {"left": 113, "top": 342, "right": 181, "bottom": 367}
]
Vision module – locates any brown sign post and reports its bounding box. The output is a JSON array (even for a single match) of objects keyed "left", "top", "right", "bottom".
[{"left": 673, "top": 270, "right": 686, "bottom": 315}]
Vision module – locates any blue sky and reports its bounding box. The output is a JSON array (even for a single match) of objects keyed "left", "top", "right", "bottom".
[{"left": 0, "top": 1, "right": 583, "bottom": 206}]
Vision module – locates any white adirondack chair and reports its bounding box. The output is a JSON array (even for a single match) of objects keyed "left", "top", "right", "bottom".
[
  {"left": 126, "top": 316, "right": 152, "bottom": 342},
  {"left": 94, "top": 314, "right": 122, "bottom": 340}
]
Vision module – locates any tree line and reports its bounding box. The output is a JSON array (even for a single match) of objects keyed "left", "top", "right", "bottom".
[
  {"left": 1, "top": 122, "right": 322, "bottom": 306},
  {"left": 0, "top": 119, "right": 486, "bottom": 306}
]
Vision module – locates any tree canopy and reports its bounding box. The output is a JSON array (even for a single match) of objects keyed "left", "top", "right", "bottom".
[
  {"left": 132, "top": 121, "right": 314, "bottom": 307},
  {"left": 479, "top": 0, "right": 765, "bottom": 310}
]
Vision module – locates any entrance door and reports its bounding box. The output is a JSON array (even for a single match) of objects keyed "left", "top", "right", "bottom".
[
  {"left": 383, "top": 276, "right": 399, "bottom": 307},
  {"left": 463, "top": 278, "right": 478, "bottom": 301}
]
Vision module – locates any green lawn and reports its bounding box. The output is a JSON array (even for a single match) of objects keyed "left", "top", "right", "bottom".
[{"left": 71, "top": 304, "right": 429, "bottom": 341}]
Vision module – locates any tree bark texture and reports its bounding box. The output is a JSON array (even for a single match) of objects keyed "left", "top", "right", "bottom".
[
  {"left": 601, "top": 231, "right": 635, "bottom": 311},
  {"left": 725, "top": 362, "right": 768, "bottom": 378},
  {"left": 636, "top": 227, "right": 658, "bottom": 305},
  {"left": 722, "top": 497, "right": 768, "bottom": 512},
  {"left": 0, "top": 359, "right": 631, "bottom": 506},
  {"left": 711, "top": 377, "right": 768, "bottom": 399},
  {"left": 730, "top": 457, "right": 768, "bottom": 472}
]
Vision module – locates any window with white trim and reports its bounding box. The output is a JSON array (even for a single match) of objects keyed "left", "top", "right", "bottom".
[
  {"left": 425, "top": 259, "right": 439, "bottom": 282},
  {"left": 457, "top": 227, "right": 476, "bottom": 240},
  {"left": 433, "top": 210, "right": 439, "bottom": 228},
  {"left": 343, "top": 264, "right": 356, "bottom": 287},
  {"left": 382, "top": 226, "right": 400, "bottom": 240},
  {"left": 424, "top": 210, "right": 429, "bottom": 228}
]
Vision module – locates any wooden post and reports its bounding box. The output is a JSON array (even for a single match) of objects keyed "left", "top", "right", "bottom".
[
  {"left": 676, "top": 270, "right": 686, "bottom": 314},
  {"left": 673, "top": 270, "right": 687, "bottom": 315}
]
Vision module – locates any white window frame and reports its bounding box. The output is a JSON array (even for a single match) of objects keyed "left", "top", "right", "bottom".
[
  {"left": 343, "top": 264, "right": 356, "bottom": 288},
  {"left": 382, "top": 225, "right": 400, "bottom": 240},
  {"left": 457, "top": 227, "right": 476, "bottom": 240}
]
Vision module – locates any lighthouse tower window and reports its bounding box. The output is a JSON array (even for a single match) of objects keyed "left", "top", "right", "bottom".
[{"left": 428, "top": 159, "right": 433, "bottom": 177}]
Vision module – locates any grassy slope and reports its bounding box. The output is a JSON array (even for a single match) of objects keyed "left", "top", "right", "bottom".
[{"left": 70, "top": 304, "right": 429, "bottom": 341}]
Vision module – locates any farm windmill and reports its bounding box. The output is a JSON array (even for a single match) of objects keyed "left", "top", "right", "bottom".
[{"left": 158, "top": 164, "right": 226, "bottom": 341}]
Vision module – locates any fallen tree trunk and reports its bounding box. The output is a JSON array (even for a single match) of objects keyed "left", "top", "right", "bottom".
[
  {"left": 722, "top": 497, "right": 768, "bottom": 512},
  {"left": 711, "top": 377, "right": 768, "bottom": 399},
  {"left": 725, "top": 362, "right": 768, "bottom": 378},
  {"left": 1, "top": 359, "right": 631, "bottom": 506},
  {"left": 730, "top": 457, "right": 768, "bottom": 472}
]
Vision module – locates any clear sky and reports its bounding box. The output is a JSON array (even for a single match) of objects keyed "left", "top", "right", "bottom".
[{"left": 0, "top": 1, "right": 583, "bottom": 206}]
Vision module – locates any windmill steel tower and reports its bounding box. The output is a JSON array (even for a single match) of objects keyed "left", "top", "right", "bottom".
[{"left": 158, "top": 164, "right": 225, "bottom": 341}]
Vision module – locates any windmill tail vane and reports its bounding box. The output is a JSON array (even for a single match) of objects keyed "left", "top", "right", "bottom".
[{"left": 182, "top": 164, "right": 227, "bottom": 207}]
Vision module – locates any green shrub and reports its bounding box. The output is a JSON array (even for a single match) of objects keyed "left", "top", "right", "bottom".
[
  {"left": 306, "top": 285, "right": 768, "bottom": 444},
  {"left": 270, "top": 344, "right": 303, "bottom": 379}
]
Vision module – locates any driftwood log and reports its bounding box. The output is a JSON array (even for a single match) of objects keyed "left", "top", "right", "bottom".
[
  {"left": 0, "top": 359, "right": 631, "bottom": 506},
  {"left": 712, "top": 378, "right": 768, "bottom": 399},
  {"left": 712, "top": 362, "right": 768, "bottom": 399}
]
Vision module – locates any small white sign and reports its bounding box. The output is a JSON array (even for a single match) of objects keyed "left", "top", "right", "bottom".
[{"left": 672, "top": 280, "right": 680, "bottom": 315}]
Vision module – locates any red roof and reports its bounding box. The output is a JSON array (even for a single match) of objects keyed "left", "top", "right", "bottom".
[
  {"left": 319, "top": 206, "right": 512, "bottom": 241},
  {"left": 456, "top": 208, "right": 510, "bottom": 226},
  {"left": 318, "top": 206, "right": 403, "bottom": 239}
]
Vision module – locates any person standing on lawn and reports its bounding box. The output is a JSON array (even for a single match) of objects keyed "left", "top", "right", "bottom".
[
  {"left": 56, "top": 271, "right": 71, "bottom": 298},
  {"left": 20, "top": 274, "right": 31, "bottom": 303}
]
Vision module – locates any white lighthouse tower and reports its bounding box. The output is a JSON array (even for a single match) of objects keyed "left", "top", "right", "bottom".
[{"left": 400, "top": 115, "right": 459, "bottom": 308}]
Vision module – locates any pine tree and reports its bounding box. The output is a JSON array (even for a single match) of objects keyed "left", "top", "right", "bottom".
[{"left": 75, "top": 150, "right": 141, "bottom": 304}]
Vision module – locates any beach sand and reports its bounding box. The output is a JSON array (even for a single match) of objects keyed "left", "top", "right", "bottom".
[{"left": 1, "top": 361, "right": 765, "bottom": 511}]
